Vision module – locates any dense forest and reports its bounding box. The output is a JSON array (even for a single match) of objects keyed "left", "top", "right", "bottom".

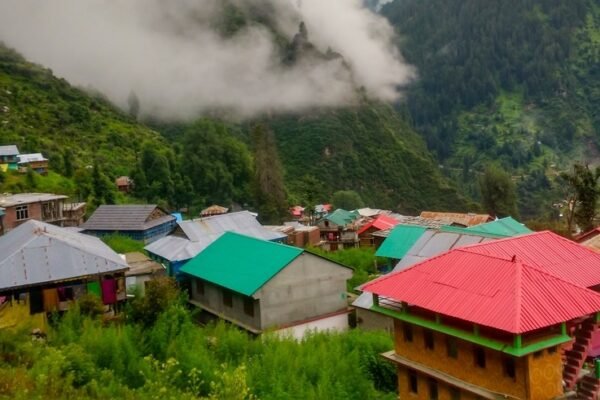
[
  {"left": 0, "top": 281, "right": 396, "bottom": 400},
  {"left": 382, "top": 0, "right": 600, "bottom": 219}
]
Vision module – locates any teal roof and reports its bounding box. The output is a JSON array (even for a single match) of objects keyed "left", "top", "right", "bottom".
[
  {"left": 440, "top": 225, "right": 509, "bottom": 238},
  {"left": 466, "top": 217, "right": 532, "bottom": 236},
  {"left": 322, "top": 209, "right": 358, "bottom": 227},
  {"left": 375, "top": 225, "right": 427, "bottom": 259},
  {"left": 180, "top": 231, "right": 303, "bottom": 296}
]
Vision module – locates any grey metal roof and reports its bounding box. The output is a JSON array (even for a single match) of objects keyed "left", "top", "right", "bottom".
[
  {"left": 0, "top": 193, "right": 68, "bottom": 207},
  {"left": 81, "top": 204, "right": 175, "bottom": 231},
  {"left": 0, "top": 220, "right": 128, "bottom": 291},
  {"left": 0, "top": 145, "right": 19, "bottom": 156},
  {"left": 352, "top": 230, "right": 497, "bottom": 309},
  {"left": 17, "top": 153, "right": 47, "bottom": 163},
  {"left": 145, "top": 211, "right": 287, "bottom": 262}
]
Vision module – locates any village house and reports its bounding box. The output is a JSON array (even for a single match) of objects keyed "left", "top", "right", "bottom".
[
  {"left": 81, "top": 204, "right": 176, "bottom": 244},
  {"left": 145, "top": 211, "right": 287, "bottom": 277},
  {"left": 0, "top": 220, "right": 129, "bottom": 329},
  {"left": 357, "top": 214, "right": 400, "bottom": 247},
  {"left": 200, "top": 204, "right": 228, "bottom": 217},
  {"left": 290, "top": 205, "right": 305, "bottom": 220},
  {"left": 575, "top": 227, "right": 600, "bottom": 253},
  {"left": 266, "top": 222, "right": 321, "bottom": 248},
  {"left": 123, "top": 252, "right": 165, "bottom": 296},
  {"left": 317, "top": 208, "right": 360, "bottom": 251},
  {"left": 115, "top": 176, "right": 133, "bottom": 193},
  {"left": 181, "top": 232, "right": 352, "bottom": 338},
  {"left": 0, "top": 145, "right": 19, "bottom": 171},
  {"left": 17, "top": 153, "right": 48, "bottom": 175},
  {"left": 360, "top": 231, "right": 600, "bottom": 399},
  {"left": 0, "top": 193, "right": 69, "bottom": 232}
]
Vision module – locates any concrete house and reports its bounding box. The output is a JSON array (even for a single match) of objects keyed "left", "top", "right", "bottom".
[
  {"left": 145, "top": 211, "right": 287, "bottom": 277},
  {"left": 0, "top": 193, "right": 68, "bottom": 232},
  {"left": 0, "top": 145, "right": 19, "bottom": 171},
  {"left": 181, "top": 232, "right": 352, "bottom": 338},
  {"left": 0, "top": 220, "right": 128, "bottom": 328},
  {"left": 81, "top": 204, "right": 176, "bottom": 244}
]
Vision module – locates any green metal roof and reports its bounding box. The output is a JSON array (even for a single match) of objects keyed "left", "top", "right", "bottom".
[
  {"left": 322, "top": 209, "right": 358, "bottom": 227},
  {"left": 375, "top": 224, "right": 427, "bottom": 259},
  {"left": 180, "top": 231, "right": 303, "bottom": 296},
  {"left": 440, "top": 225, "right": 509, "bottom": 238},
  {"left": 466, "top": 217, "right": 532, "bottom": 236}
]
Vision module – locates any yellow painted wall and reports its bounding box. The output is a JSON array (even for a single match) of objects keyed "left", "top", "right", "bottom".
[
  {"left": 525, "top": 350, "right": 563, "bottom": 400},
  {"left": 0, "top": 300, "right": 47, "bottom": 331}
]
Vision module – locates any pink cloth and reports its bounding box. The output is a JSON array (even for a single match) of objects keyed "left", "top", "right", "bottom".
[{"left": 101, "top": 279, "right": 117, "bottom": 305}]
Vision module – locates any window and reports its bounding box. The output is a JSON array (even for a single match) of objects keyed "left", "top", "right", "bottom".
[
  {"left": 503, "top": 357, "right": 516, "bottom": 379},
  {"left": 428, "top": 378, "right": 438, "bottom": 400},
  {"left": 16, "top": 205, "right": 29, "bottom": 220},
  {"left": 548, "top": 346, "right": 558, "bottom": 354},
  {"left": 403, "top": 323, "right": 413, "bottom": 342},
  {"left": 424, "top": 329, "right": 434, "bottom": 350},
  {"left": 222, "top": 289, "right": 233, "bottom": 307},
  {"left": 450, "top": 387, "right": 461, "bottom": 400},
  {"left": 244, "top": 297, "right": 254, "bottom": 317},
  {"left": 474, "top": 347, "right": 486, "bottom": 368},
  {"left": 533, "top": 350, "right": 543, "bottom": 358},
  {"left": 196, "top": 280, "right": 205, "bottom": 296},
  {"left": 408, "top": 369, "right": 418, "bottom": 394},
  {"left": 446, "top": 336, "right": 458, "bottom": 358}
]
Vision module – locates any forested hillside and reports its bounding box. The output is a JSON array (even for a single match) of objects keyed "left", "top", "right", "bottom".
[{"left": 382, "top": 0, "right": 600, "bottom": 218}]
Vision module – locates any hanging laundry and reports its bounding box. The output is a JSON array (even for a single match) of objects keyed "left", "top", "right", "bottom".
[
  {"left": 87, "top": 281, "right": 101, "bottom": 297},
  {"left": 29, "top": 288, "right": 44, "bottom": 315},
  {"left": 101, "top": 279, "right": 117, "bottom": 305},
  {"left": 42, "top": 288, "right": 59, "bottom": 312}
]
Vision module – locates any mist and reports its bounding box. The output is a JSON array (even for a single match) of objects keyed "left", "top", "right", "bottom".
[{"left": 0, "top": 0, "right": 414, "bottom": 120}]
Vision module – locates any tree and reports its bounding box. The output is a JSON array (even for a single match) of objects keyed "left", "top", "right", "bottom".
[
  {"left": 127, "top": 90, "right": 140, "bottom": 120},
  {"left": 91, "top": 161, "right": 115, "bottom": 207},
  {"left": 331, "top": 190, "right": 364, "bottom": 211},
  {"left": 560, "top": 163, "right": 600, "bottom": 234},
  {"left": 251, "top": 124, "right": 288, "bottom": 224},
  {"left": 63, "top": 149, "right": 74, "bottom": 178},
  {"left": 478, "top": 165, "right": 519, "bottom": 218}
]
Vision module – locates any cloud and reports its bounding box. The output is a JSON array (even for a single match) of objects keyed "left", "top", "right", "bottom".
[{"left": 0, "top": 0, "right": 414, "bottom": 120}]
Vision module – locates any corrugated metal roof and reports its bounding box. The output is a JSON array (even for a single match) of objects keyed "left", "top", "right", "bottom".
[
  {"left": 375, "top": 225, "right": 427, "bottom": 259},
  {"left": 576, "top": 227, "right": 600, "bottom": 243},
  {"left": 144, "top": 211, "right": 287, "bottom": 262},
  {"left": 580, "top": 235, "right": 600, "bottom": 254},
  {"left": 0, "top": 145, "right": 19, "bottom": 156},
  {"left": 462, "top": 231, "right": 600, "bottom": 288},
  {"left": 124, "top": 252, "right": 165, "bottom": 276},
  {"left": 357, "top": 214, "right": 400, "bottom": 235},
  {"left": 200, "top": 205, "right": 228, "bottom": 216},
  {"left": 181, "top": 232, "right": 303, "bottom": 296},
  {"left": 320, "top": 209, "right": 358, "bottom": 227},
  {"left": 465, "top": 217, "right": 532, "bottom": 236},
  {"left": 81, "top": 204, "right": 175, "bottom": 231},
  {"left": 0, "top": 220, "right": 128, "bottom": 291},
  {"left": 353, "top": 230, "right": 496, "bottom": 309},
  {"left": 420, "top": 211, "right": 493, "bottom": 227},
  {"left": 17, "top": 153, "right": 47, "bottom": 163},
  {"left": 0, "top": 193, "right": 68, "bottom": 207},
  {"left": 361, "top": 249, "right": 600, "bottom": 334}
]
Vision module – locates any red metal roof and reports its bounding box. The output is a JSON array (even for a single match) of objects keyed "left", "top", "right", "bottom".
[
  {"left": 357, "top": 214, "right": 400, "bottom": 235},
  {"left": 362, "top": 249, "right": 600, "bottom": 334},
  {"left": 461, "top": 231, "right": 600, "bottom": 288}
]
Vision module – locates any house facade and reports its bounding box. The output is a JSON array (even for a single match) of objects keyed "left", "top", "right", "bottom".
[
  {"left": 361, "top": 231, "right": 600, "bottom": 399},
  {"left": 317, "top": 209, "right": 359, "bottom": 251},
  {"left": 0, "top": 220, "right": 129, "bottom": 328},
  {"left": 0, "top": 193, "right": 68, "bottom": 232},
  {"left": 182, "top": 232, "right": 352, "bottom": 336},
  {"left": 0, "top": 145, "right": 19, "bottom": 171},
  {"left": 82, "top": 204, "right": 176, "bottom": 244},
  {"left": 17, "top": 153, "right": 48, "bottom": 174}
]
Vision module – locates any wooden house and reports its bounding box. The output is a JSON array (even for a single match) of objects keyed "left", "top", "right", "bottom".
[
  {"left": 62, "top": 202, "right": 87, "bottom": 227},
  {"left": 115, "top": 176, "right": 133, "bottom": 193},
  {"left": 181, "top": 232, "right": 352, "bottom": 337},
  {"left": 357, "top": 214, "right": 400, "bottom": 247},
  {"left": 0, "top": 145, "right": 19, "bottom": 171},
  {"left": 0, "top": 220, "right": 129, "bottom": 329},
  {"left": 17, "top": 153, "right": 48, "bottom": 175},
  {"left": 0, "top": 193, "right": 68, "bottom": 232},
  {"left": 145, "top": 211, "right": 287, "bottom": 277},
  {"left": 200, "top": 204, "right": 228, "bottom": 217},
  {"left": 360, "top": 231, "right": 600, "bottom": 399},
  {"left": 317, "top": 208, "right": 359, "bottom": 251},
  {"left": 81, "top": 204, "right": 176, "bottom": 244}
]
